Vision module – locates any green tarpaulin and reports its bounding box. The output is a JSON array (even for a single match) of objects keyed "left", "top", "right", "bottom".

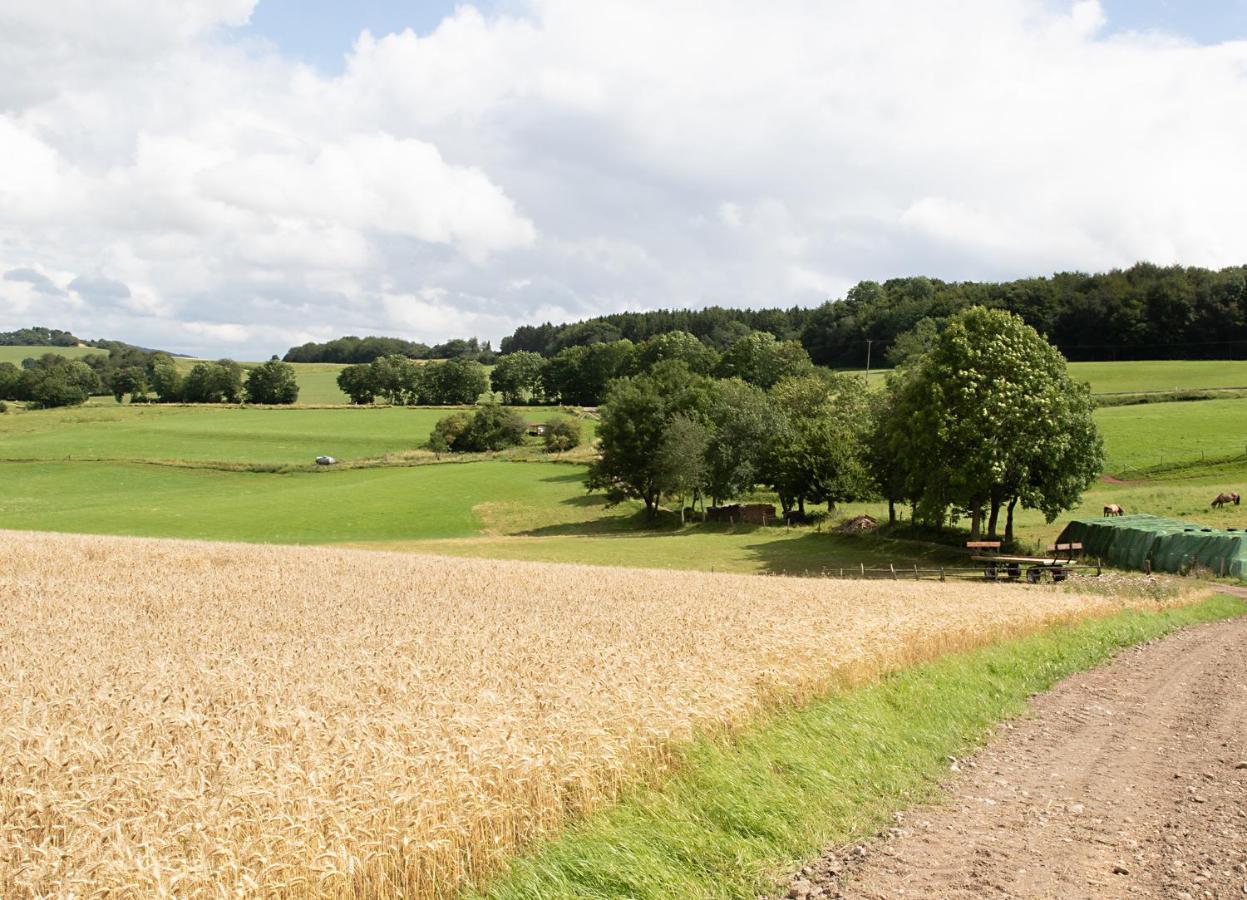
[{"left": 1056, "top": 514, "right": 1247, "bottom": 577}]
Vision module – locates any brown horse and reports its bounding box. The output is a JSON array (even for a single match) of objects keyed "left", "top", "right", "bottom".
[
  {"left": 1211, "top": 491, "right": 1241, "bottom": 509},
  {"left": 1103, "top": 503, "right": 1124, "bottom": 517}
]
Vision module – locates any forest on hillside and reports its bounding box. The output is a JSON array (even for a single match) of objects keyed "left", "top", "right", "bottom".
[{"left": 500, "top": 264, "right": 1247, "bottom": 366}]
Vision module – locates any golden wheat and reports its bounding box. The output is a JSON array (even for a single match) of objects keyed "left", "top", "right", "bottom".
[{"left": 0, "top": 530, "right": 1178, "bottom": 897}]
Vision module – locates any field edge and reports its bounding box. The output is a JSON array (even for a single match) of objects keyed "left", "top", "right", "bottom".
[{"left": 469, "top": 592, "right": 1247, "bottom": 900}]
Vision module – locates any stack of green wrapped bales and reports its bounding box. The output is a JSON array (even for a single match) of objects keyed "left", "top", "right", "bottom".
[{"left": 1056, "top": 514, "right": 1247, "bottom": 577}]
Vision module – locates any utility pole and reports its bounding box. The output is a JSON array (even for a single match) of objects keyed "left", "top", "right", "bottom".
[{"left": 865, "top": 339, "right": 873, "bottom": 382}]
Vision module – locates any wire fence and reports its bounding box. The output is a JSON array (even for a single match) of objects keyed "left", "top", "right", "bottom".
[{"left": 821, "top": 562, "right": 1103, "bottom": 583}]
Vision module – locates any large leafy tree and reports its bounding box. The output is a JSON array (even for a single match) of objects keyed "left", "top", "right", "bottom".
[
  {"left": 490, "top": 351, "right": 546, "bottom": 404},
  {"left": 337, "top": 364, "right": 376, "bottom": 405},
  {"left": 541, "top": 340, "right": 635, "bottom": 405},
  {"left": 766, "top": 373, "right": 871, "bottom": 516},
  {"left": 147, "top": 354, "right": 183, "bottom": 402},
  {"left": 424, "top": 358, "right": 490, "bottom": 405},
  {"left": 702, "top": 378, "right": 779, "bottom": 506},
  {"left": 0, "top": 361, "right": 23, "bottom": 399},
  {"left": 16, "top": 355, "right": 99, "bottom": 408},
  {"left": 895, "top": 306, "right": 1103, "bottom": 537},
  {"left": 632, "top": 331, "right": 719, "bottom": 375},
  {"left": 588, "top": 361, "right": 714, "bottom": 517},
  {"left": 368, "top": 355, "right": 418, "bottom": 404},
  {"left": 244, "top": 358, "right": 300, "bottom": 405},
  {"left": 715, "top": 331, "right": 813, "bottom": 389},
  {"left": 655, "top": 414, "right": 710, "bottom": 522},
  {"left": 181, "top": 360, "right": 243, "bottom": 404}
]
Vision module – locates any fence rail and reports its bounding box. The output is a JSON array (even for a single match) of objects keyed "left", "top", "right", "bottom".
[{"left": 821, "top": 562, "right": 1102, "bottom": 582}]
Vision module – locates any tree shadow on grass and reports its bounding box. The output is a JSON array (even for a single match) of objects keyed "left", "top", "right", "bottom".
[
  {"left": 739, "top": 530, "right": 970, "bottom": 578},
  {"left": 517, "top": 512, "right": 773, "bottom": 539}
]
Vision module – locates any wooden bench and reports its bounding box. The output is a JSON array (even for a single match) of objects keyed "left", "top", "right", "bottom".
[
  {"left": 1046, "top": 542, "right": 1083, "bottom": 559},
  {"left": 965, "top": 541, "right": 1002, "bottom": 552}
]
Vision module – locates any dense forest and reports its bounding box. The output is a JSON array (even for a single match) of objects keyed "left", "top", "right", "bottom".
[
  {"left": 499, "top": 263, "right": 1247, "bottom": 365},
  {"left": 0, "top": 326, "right": 85, "bottom": 347},
  {"left": 284, "top": 336, "right": 494, "bottom": 364}
]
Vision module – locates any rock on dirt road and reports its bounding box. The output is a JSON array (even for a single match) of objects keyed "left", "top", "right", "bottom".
[{"left": 779, "top": 611, "right": 1247, "bottom": 899}]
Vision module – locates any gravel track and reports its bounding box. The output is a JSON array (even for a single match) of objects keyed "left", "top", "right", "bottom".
[{"left": 781, "top": 606, "right": 1247, "bottom": 899}]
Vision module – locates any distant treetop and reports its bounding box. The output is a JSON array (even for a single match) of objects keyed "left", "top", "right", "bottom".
[{"left": 497, "top": 263, "right": 1247, "bottom": 366}]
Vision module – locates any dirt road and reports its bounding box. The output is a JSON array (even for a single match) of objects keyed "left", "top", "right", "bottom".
[{"left": 783, "top": 612, "right": 1247, "bottom": 899}]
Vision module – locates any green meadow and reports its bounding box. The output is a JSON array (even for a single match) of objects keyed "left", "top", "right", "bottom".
[
  {"left": 1, "top": 358, "right": 1247, "bottom": 574},
  {"left": 844, "top": 358, "right": 1247, "bottom": 396},
  {"left": 0, "top": 345, "right": 103, "bottom": 365},
  {"left": 0, "top": 403, "right": 590, "bottom": 467}
]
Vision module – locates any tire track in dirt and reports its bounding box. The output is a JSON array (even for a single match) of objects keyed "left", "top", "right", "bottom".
[{"left": 780, "top": 607, "right": 1247, "bottom": 899}]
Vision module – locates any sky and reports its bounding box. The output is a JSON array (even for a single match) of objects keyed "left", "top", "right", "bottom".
[{"left": 2, "top": 1, "right": 1247, "bottom": 359}]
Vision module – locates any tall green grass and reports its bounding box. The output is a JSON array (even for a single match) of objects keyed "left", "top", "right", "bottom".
[{"left": 473, "top": 594, "right": 1245, "bottom": 900}]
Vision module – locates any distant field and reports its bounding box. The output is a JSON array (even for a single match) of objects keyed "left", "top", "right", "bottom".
[
  {"left": 1067, "top": 359, "right": 1247, "bottom": 394},
  {"left": 1095, "top": 397, "right": 1247, "bottom": 475},
  {"left": 0, "top": 404, "right": 587, "bottom": 467},
  {"left": 0, "top": 345, "right": 102, "bottom": 365},
  {"left": 0, "top": 461, "right": 624, "bottom": 543},
  {"left": 0, "top": 530, "right": 1155, "bottom": 897},
  {"left": 843, "top": 359, "right": 1247, "bottom": 396},
  {"left": 173, "top": 358, "right": 350, "bottom": 404},
  {"left": 4, "top": 356, "right": 1247, "bottom": 570}
]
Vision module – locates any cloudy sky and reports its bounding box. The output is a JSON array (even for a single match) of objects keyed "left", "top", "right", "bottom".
[{"left": 1, "top": 0, "right": 1246, "bottom": 359}]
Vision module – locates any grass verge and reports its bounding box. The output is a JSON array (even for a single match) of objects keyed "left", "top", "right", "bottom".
[{"left": 471, "top": 593, "right": 1246, "bottom": 900}]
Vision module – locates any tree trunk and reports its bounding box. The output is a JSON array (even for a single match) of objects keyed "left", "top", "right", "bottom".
[
  {"left": 888, "top": 497, "right": 896, "bottom": 527},
  {"left": 987, "top": 496, "right": 1001, "bottom": 538},
  {"left": 970, "top": 500, "right": 983, "bottom": 539},
  {"left": 798, "top": 496, "right": 806, "bottom": 516},
  {"left": 1005, "top": 496, "right": 1018, "bottom": 542}
]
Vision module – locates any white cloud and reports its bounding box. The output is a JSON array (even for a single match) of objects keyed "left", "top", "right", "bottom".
[{"left": 1, "top": 0, "right": 1246, "bottom": 358}]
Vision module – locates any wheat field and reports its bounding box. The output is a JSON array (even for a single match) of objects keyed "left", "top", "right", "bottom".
[{"left": 0, "top": 530, "right": 1175, "bottom": 897}]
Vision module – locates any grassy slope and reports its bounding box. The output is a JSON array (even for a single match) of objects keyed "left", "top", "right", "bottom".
[
  {"left": 1096, "top": 397, "right": 1247, "bottom": 475},
  {"left": 1067, "top": 359, "right": 1247, "bottom": 394},
  {"left": 0, "top": 404, "right": 591, "bottom": 466},
  {"left": 2, "top": 359, "right": 1247, "bottom": 571},
  {"left": 0, "top": 345, "right": 102, "bottom": 365},
  {"left": 473, "top": 594, "right": 1246, "bottom": 900},
  {"left": 842, "top": 360, "right": 1247, "bottom": 395},
  {"left": 0, "top": 461, "right": 630, "bottom": 543}
]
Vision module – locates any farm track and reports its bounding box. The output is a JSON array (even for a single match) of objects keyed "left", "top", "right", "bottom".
[{"left": 783, "top": 605, "right": 1247, "bottom": 899}]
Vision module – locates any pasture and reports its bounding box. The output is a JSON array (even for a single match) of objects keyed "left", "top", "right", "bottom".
[
  {"left": 0, "top": 403, "right": 590, "bottom": 467},
  {"left": 844, "top": 358, "right": 1247, "bottom": 396},
  {"left": 0, "top": 530, "right": 1176, "bottom": 898},
  {"left": 172, "top": 358, "right": 352, "bottom": 404},
  {"left": 0, "top": 345, "right": 102, "bottom": 365},
  {"left": 1095, "top": 396, "right": 1247, "bottom": 475},
  {"left": 0, "top": 358, "right": 1246, "bottom": 574}
]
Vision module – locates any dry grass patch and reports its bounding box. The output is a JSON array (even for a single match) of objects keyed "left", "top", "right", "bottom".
[{"left": 0, "top": 531, "right": 1195, "bottom": 897}]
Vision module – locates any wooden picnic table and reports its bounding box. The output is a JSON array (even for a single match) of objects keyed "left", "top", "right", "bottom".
[{"left": 966, "top": 540, "right": 1085, "bottom": 584}]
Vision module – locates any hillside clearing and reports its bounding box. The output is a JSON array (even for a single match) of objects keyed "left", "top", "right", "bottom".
[{"left": 0, "top": 531, "right": 1193, "bottom": 898}]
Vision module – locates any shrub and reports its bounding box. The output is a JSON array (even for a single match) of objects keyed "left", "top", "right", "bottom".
[
  {"left": 543, "top": 417, "right": 582, "bottom": 452},
  {"left": 461, "top": 405, "right": 527, "bottom": 452},
  {"left": 429, "top": 411, "right": 474, "bottom": 453},
  {"left": 430, "top": 406, "right": 527, "bottom": 452},
  {"left": 0, "top": 400, "right": 8, "bottom": 414}
]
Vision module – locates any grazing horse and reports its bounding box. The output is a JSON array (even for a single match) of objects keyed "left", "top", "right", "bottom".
[
  {"left": 1103, "top": 503, "right": 1124, "bottom": 517},
  {"left": 1211, "top": 491, "right": 1241, "bottom": 509}
]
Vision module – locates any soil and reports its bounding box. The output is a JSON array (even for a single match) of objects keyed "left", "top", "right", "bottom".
[{"left": 779, "top": 607, "right": 1247, "bottom": 900}]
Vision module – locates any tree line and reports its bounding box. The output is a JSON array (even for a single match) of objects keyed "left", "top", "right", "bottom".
[
  {"left": 498, "top": 263, "right": 1247, "bottom": 365},
  {"left": 285, "top": 335, "right": 495, "bottom": 364},
  {"left": 589, "top": 307, "right": 1102, "bottom": 541},
  {"left": 0, "top": 350, "right": 300, "bottom": 408},
  {"left": 0, "top": 326, "right": 84, "bottom": 347}
]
